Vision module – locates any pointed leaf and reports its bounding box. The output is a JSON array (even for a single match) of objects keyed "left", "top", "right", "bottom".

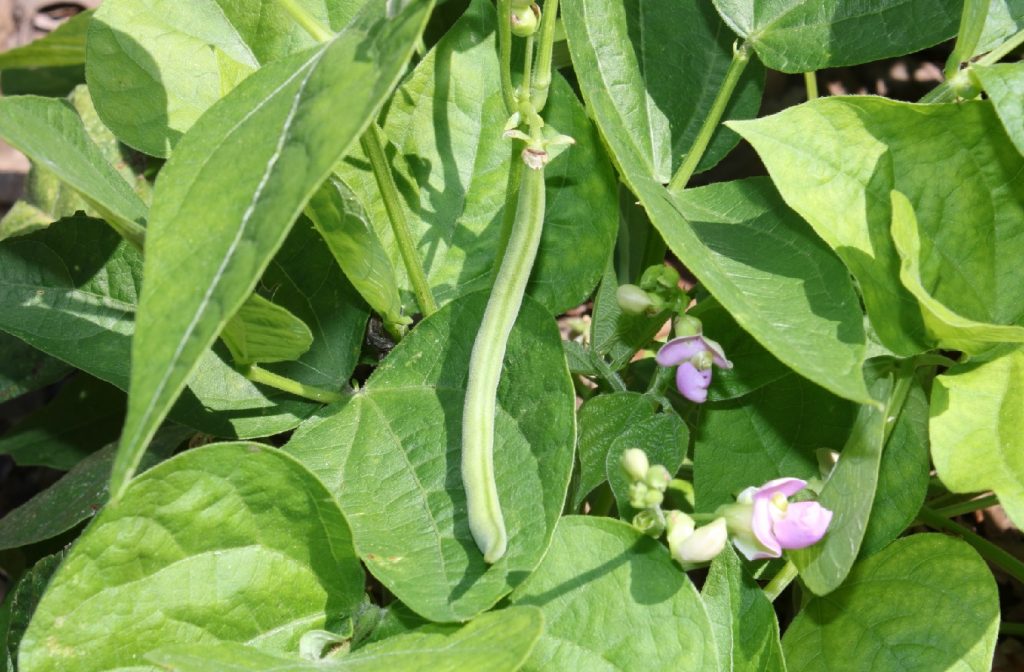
[
  {"left": 285, "top": 293, "right": 575, "bottom": 622},
  {"left": 730, "top": 98, "right": 1024, "bottom": 356},
  {"left": 509, "top": 517, "right": 718, "bottom": 672},
  {"left": 18, "top": 443, "right": 365, "bottom": 672},
  {"left": 114, "top": 0, "right": 432, "bottom": 499},
  {"left": 930, "top": 345, "right": 1024, "bottom": 529},
  {"left": 5, "top": 552, "right": 64, "bottom": 671},
  {"left": 222, "top": 294, "right": 313, "bottom": 365},
  {"left": 0, "top": 334, "right": 69, "bottom": 404},
  {"left": 783, "top": 535, "right": 999, "bottom": 672},
  {"left": 974, "top": 62, "right": 1024, "bottom": 157},
  {"left": 711, "top": 0, "right": 961, "bottom": 72},
  {"left": 0, "top": 10, "right": 91, "bottom": 69}
]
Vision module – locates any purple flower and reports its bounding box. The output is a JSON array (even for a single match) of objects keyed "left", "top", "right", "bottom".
[
  {"left": 722, "top": 477, "right": 833, "bottom": 561},
  {"left": 656, "top": 331, "right": 733, "bottom": 403}
]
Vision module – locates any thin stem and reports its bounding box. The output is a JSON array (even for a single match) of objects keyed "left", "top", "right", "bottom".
[
  {"left": 592, "top": 354, "right": 628, "bottom": 393},
  {"left": 763, "top": 561, "right": 799, "bottom": 602},
  {"left": 242, "top": 365, "right": 345, "bottom": 404},
  {"left": 360, "top": 124, "right": 438, "bottom": 317},
  {"left": 277, "top": 0, "right": 333, "bottom": 43},
  {"left": 1001, "top": 622, "right": 1024, "bottom": 638},
  {"left": 803, "top": 71, "right": 819, "bottom": 100},
  {"left": 921, "top": 26, "right": 1024, "bottom": 103},
  {"left": 497, "top": 0, "right": 517, "bottom": 114},
  {"left": 646, "top": 363, "right": 675, "bottom": 396},
  {"left": 882, "top": 365, "right": 915, "bottom": 447},
  {"left": 918, "top": 506, "right": 1024, "bottom": 584},
  {"left": 667, "top": 41, "right": 750, "bottom": 195},
  {"left": 462, "top": 165, "right": 546, "bottom": 563},
  {"left": 530, "top": 0, "right": 560, "bottom": 112},
  {"left": 521, "top": 34, "right": 536, "bottom": 103},
  {"left": 933, "top": 494, "right": 999, "bottom": 518}
]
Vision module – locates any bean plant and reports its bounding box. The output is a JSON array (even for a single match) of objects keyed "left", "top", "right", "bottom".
[{"left": 0, "top": 0, "right": 1023, "bottom": 670}]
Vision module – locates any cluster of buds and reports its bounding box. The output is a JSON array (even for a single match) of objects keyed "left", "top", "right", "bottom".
[
  {"left": 621, "top": 450, "right": 834, "bottom": 568},
  {"left": 616, "top": 264, "right": 688, "bottom": 317}
]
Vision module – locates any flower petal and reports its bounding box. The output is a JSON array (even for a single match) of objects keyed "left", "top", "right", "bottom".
[
  {"left": 750, "top": 497, "right": 782, "bottom": 557},
  {"left": 773, "top": 501, "right": 833, "bottom": 550},
  {"left": 731, "top": 534, "right": 776, "bottom": 562},
  {"left": 675, "top": 361, "right": 712, "bottom": 403},
  {"left": 752, "top": 477, "right": 807, "bottom": 502},
  {"left": 701, "top": 336, "right": 734, "bottom": 370},
  {"left": 656, "top": 336, "right": 706, "bottom": 366}
]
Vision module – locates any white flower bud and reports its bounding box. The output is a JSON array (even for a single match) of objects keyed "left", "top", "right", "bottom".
[
  {"left": 671, "top": 517, "right": 728, "bottom": 565},
  {"left": 621, "top": 448, "right": 650, "bottom": 483}
]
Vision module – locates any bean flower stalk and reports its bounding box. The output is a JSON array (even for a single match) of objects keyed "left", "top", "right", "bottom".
[{"left": 462, "top": 0, "right": 561, "bottom": 563}]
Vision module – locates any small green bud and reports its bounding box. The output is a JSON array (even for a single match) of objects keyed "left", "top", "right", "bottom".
[
  {"left": 639, "top": 264, "right": 680, "bottom": 292},
  {"left": 510, "top": 4, "right": 539, "bottom": 37},
  {"left": 629, "top": 481, "right": 649, "bottom": 509},
  {"left": 643, "top": 489, "right": 664, "bottom": 508},
  {"left": 644, "top": 464, "right": 671, "bottom": 492},
  {"left": 621, "top": 448, "right": 650, "bottom": 482},
  {"left": 673, "top": 314, "right": 703, "bottom": 338},
  {"left": 950, "top": 67, "right": 981, "bottom": 100},
  {"left": 616, "top": 284, "right": 657, "bottom": 315},
  {"left": 632, "top": 508, "right": 666, "bottom": 537}
]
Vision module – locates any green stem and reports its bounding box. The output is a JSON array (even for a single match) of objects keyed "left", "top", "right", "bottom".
[
  {"left": 763, "top": 561, "right": 799, "bottom": 602},
  {"left": 592, "top": 354, "right": 628, "bottom": 393},
  {"left": 521, "top": 34, "right": 536, "bottom": 105},
  {"left": 921, "top": 26, "right": 1024, "bottom": 103},
  {"left": 462, "top": 164, "right": 546, "bottom": 563},
  {"left": 918, "top": 506, "right": 1024, "bottom": 584},
  {"left": 932, "top": 494, "right": 999, "bottom": 518},
  {"left": 667, "top": 41, "right": 750, "bottom": 195},
  {"left": 360, "top": 124, "right": 438, "bottom": 317},
  {"left": 1001, "top": 622, "right": 1024, "bottom": 638},
  {"left": 497, "top": 0, "right": 517, "bottom": 114},
  {"left": 881, "top": 365, "right": 915, "bottom": 447},
  {"left": 646, "top": 364, "right": 675, "bottom": 396},
  {"left": 242, "top": 365, "right": 345, "bottom": 404},
  {"left": 277, "top": 0, "right": 333, "bottom": 42},
  {"left": 530, "top": 0, "right": 559, "bottom": 112},
  {"left": 804, "top": 71, "right": 819, "bottom": 100}
]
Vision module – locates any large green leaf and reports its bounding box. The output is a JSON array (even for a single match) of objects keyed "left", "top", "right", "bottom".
[
  {"left": 789, "top": 371, "right": 894, "bottom": 595},
  {"left": 890, "top": 190, "right": 1024, "bottom": 353},
  {"left": 0, "top": 11, "right": 91, "bottom": 70},
  {"left": 18, "top": 443, "right": 365, "bottom": 672},
  {"left": 559, "top": 0, "right": 763, "bottom": 183},
  {"left": 783, "top": 535, "right": 999, "bottom": 672},
  {"left": 930, "top": 346, "right": 1024, "bottom": 529},
  {"left": 974, "top": 62, "right": 1024, "bottom": 157},
  {"left": 0, "top": 375, "right": 124, "bottom": 470},
  {"left": 693, "top": 373, "right": 856, "bottom": 512},
  {"left": 5, "top": 552, "right": 64, "bottom": 672},
  {"left": 148, "top": 607, "right": 542, "bottom": 672},
  {"left": 0, "top": 215, "right": 341, "bottom": 438},
  {"left": 85, "top": 0, "right": 364, "bottom": 157},
  {"left": 0, "top": 427, "right": 189, "bottom": 551},
  {"left": 561, "top": 17, "right": 872, "bottom": 402},
  {"left": 730, "top": 98, "right": 1024, "bottom": 356},
  {"left": 0, "top": 334, "right": 69, "bottom": 404},
  {"left": 711, "top": 0, "right": 961, "bottom": 72},
  {"left": 339, "top": 0, "right": 617, "bottom": 314},
  {"left": 702, "top": 545, "right": 785, "bottom": 672},
  {"left": 0, "top": 95, "right": 146, "bottom": 243},
  {"left": 574, "top": 392, "right": 688, "bottom": 515},
  {"left": 509, "top": 517, "right": 718, "bottom": 672},
  {"left": 114, "top": 0, "right": 432, "bottom": 499},
  {"left": 285, "top": 293, "right": 575, "bottom": 623}
]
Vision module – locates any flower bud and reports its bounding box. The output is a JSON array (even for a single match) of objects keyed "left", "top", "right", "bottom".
[
  {"left": 621, "top": 448, "right": 650, "bottom": 483},
  {"left": 642, "top": 489, "right": 664, "bottom": 508},
  {"left": 672, "top": 314, "right": 703, "bottom": 338},
  {"left": 639, "top": 264, "right": 680, "bottom": 292},
  {"left": 510, "top": 4, "right": 540, "bottom": 37},
  {"left": 616, "top": 284, "right": 657, "bottom": 315},
  {"left": 628, "top": 481, "right": 649, "bottom": 510},
  {"left": 644, "top": 465, "right": 671, "bottom": 492},
  {"left": 671, "top": 518, "right": 728, "bottom": 565},
  {"left": 632, "top": 508, "right": 665, "bottom": 537},
  {"left": 665, "top": 510, "right": 696, "bottom": 548}
]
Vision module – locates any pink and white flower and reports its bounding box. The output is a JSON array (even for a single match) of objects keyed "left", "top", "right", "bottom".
[{"left": 721, "top": 477, "right": 833, "bottom": 561}]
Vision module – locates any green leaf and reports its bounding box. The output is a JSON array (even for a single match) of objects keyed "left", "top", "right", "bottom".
[
  {"left": 974, "top": 62, "right": 1024, "bottom": 157},
  {"left": 574, "top": 392, "right": 688, "bottom": 515},
  {"left": 930, "top": 346, "right": 1024, "bottom": 529},
  {"left": 789, "top": 371, "right": 895, "bottom": 595},
  {"left": 890, "top": 190, "right": 1024, "bottom": 354},
  {"left": 285, "top": 293, "right": 575, "bottom": 623},
  {"left": 0, "top": 427, "right": 190, "bottom": 552},
  {"left": 0, "top": 375, "right": 124, "bottom": 470},
  {"left": 730, "top": 98, "right": 1024, "bottom": 356},
  {"left": 0, "top": 334, "right": 69, "bottom": 404},
  {"left": 305, "top": 177, "right": 408, "bottom": 335},
  {"left": 0, "top": 10, "right": 91, "bottom": 70},
  {"left": 148, "top": 607, "right": 543, "bottom": 672},
  {"left": 85, "top": 0, "right": 364, "bottom": 157},
  {"left": 711, "top": 0, "right": 961, "bottom": 72},
  {"left": 0, "top": 215, "right": 351, "bottom": 439},
  {"left": 559, "top": 0, "right": 763, "bottom": 182},
  {"left": 339, "top": 0, "right": 617, "bottom": 314},
  {"left": 560, "top": 20, "right": 873, "bottom": 401},
  {"left": 978, "top": 1, "right": 1024, "bottom": 53},
  {"left": 860, "top": 380, "right": 930, "bottom": 557},
  {"left": 0, "top": 95, "right": 147, "bottom": 245},
  {"left": 693, "top": 374, "right": 856, "bottom": 512},
  {"left": 509, "top": 516, "right": 718, "bottom": 672},
  {"left": 702, "top": 545, "right": 785, "bottom": 672},
  {"left": 5, "top": 552, "right": 64, "bottom": 670},
  {"left": 18, "top": 442, "right": 364, "bottom": 672},
  {"left": 946, "top": 0, "right": 990, "bottom": 76},
  {"left": 783, "top": 534, "right": 999, "bottom": 672},
  {"left": 222, "top": 294, "right": 313, "bottom": 365},
  {"left": 114, "top": 0, "right": 432, "bottom": 499}
]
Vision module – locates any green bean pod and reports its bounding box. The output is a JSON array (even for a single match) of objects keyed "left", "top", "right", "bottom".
[{"left": 462, "top": 161, "right": 546, "bottom": 563}]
